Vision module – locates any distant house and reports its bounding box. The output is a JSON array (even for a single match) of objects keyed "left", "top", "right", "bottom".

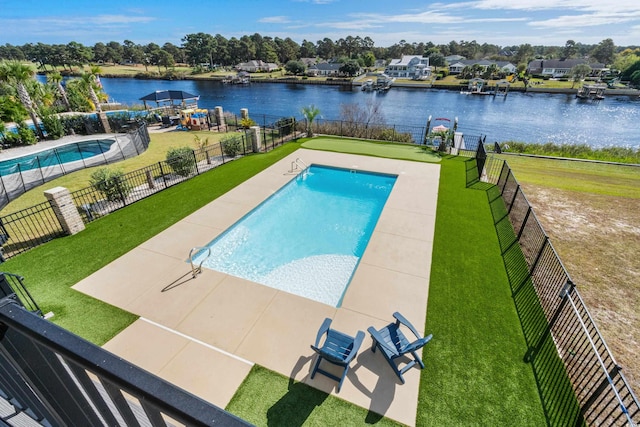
[
  {"left": 445, "top": 55, "right": 466, "bottom": 63},
  {"left": 308, "top": 62, "right": 343, "bottom": 76},
  {"left": 300, "top": 57, "right": 317, "bottom": 68},
  {"left": 236, "top": 60, "right": 279, "bottom": 73},
  {"left": 527, "top": 59, "right": 606, "bottom": 78},
  {"left": 448, "top": 59, "right": 516, "bottom": 75},
  {"left": 374, "top": 59, "right": 387, "bottom": 69},
  {"left": 385, "top": 55, "right": 431, "bottom": 79}
]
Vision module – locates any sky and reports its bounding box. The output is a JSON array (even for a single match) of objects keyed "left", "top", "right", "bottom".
[{"left": 1, "top": 0, "right": 639, "bottom": 48}]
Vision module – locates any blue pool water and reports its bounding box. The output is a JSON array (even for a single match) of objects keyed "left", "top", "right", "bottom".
[
  {"left": 0, "top": 139, "right": 116, "bottom": 174},
  {"left": 194, "top": 164, "right": 397, "bottom": 306}
]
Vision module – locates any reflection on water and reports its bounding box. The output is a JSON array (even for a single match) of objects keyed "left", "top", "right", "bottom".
[{"left": 39, "top": 75, "right": 640, "bottom": 148}]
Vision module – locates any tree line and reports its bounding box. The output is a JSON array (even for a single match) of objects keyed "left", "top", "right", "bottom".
[{"left": 0, "top": 35, "right": 637, "bottom": 74}]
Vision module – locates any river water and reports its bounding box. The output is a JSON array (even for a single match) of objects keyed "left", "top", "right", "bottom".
[{"left": 79, "top": 77, "right": 640, "bottom": 148}]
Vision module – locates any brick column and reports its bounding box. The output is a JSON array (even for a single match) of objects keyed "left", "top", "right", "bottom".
[
  {"left": 44, "top": 187, "right": 85, "bottom": 235},
  {"left": 250, "top": 126, "right": 262, "bottom": 153},
  {"left": 214, "top": 106, "right": 226, "bottom": 130}
]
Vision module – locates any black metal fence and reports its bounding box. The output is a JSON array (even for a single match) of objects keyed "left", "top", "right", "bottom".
[
  {"left": 0, "top": 124, "right": 151, "bottom": 210},
  {"left": 0, "top": 298, "right": 249, "bottom": 426},
  {"left": 0, "top": 200, "right": 65, "bottom": 261},
  {"left": 477, "top": 153, "right": 640, "bottom": 426},
  {"left": 0, "top": 121, "right": 299, "bottom": 260}
]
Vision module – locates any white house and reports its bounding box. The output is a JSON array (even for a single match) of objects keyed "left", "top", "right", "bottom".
[
  {"left": 385, "top": 55, "right": 431, "bottom": 79},
  {"left": 448, "top": 59, "right": 516, "bottom": 75}
]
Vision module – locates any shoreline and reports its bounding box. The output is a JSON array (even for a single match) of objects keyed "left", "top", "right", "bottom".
[{"left": 87, "top": 72, "right": 640, "bottom": 97}]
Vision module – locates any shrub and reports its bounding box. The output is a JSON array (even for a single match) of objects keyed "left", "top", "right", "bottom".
[
  {"left": 240, "top": 117, "right": 256, "bottom": 129},
  {"left": 90, "top": 168, "right": 132, "bottom": 202},
  {"left": 16, "top": 123, "right": 37, "bottom": 145},
  {"left": 220, "top": 134, "right": 244, "bottom": 157},
  {"left": 1, "top": 131, "right": 21, "bottom": 147},
  {"left": 41, "top": 113, "right": 65, "bottom": 140},
  {"left": 166, "top": 146, "right": 196, "bottom": 177}
]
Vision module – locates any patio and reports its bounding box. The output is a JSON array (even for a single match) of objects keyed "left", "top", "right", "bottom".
[{"left": 72, "top": 149, "right": 440, "bottom": 426}]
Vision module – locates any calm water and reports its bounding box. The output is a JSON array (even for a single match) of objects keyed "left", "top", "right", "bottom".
[
  {"left": 52, "top": 76, "right": 640, "bottom": 148},
  {"left": 193, "top": 165, "right": 396, "bottom": 307}
]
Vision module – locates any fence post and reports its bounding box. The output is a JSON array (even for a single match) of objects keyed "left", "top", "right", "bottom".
[
  {"left": 192, "top": 151, "right": 200, "bottom": 175},
  {"left": 44, "top": 187, "right": 85, "bottom": 235},
  {"left": 16, "top": 164, "right": 27, "bottom": 194},
  {"left": 158, "top": 162, "right": 168, "bottom": 188}
]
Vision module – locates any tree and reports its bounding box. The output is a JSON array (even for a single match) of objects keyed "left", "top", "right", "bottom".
[
  {"left": 48, "top": 71, "right": 70, "bottom": 111},
  {"left": 300, "top": 39, "right": 316, "bottom": 58},
  {"left": 514, "top": 43, "right": 534, "bottom": 65},
  {"left": 428, "top": 52, "right": 445, "bottom": 73},
  {"left": 630, "top": 70, "right": 640, "bottom": 88},
  {"left": 316, "top": 38, "right": 335, "bottom": 60},
  {"left": 77, "top": 69, "right": 102, "bottom": 111},
  {"left": 301, "top": 105, "right": 320, "bottom": 137},
  {"left": 181, "top": 33, "right": 216, "bottom": 67},
  {"left": 284, "top": 60, "right": 305, "bottom": 76},
  {"left": 339, "top": 59, "right": 360, "bottom": 76},
  {"left": 591, "top": 38, "right": 616, "bottom": 65},
  {"left": 361, "top": 51, "right": 376, "bottom": 68},
  {"left": 93, "top": 42, "right": 108, "bottom": 63},
  {"left": 569, "top": 64, "right": 592, "bottom": 88},
  {"left": 105, "top": 41, "right": 124, "bottom": 64},
  {"left": 0, "top": 61, "right": 45, "bottom": 139},
  {"left": 563, "top": 40, "right": 578, "bottom": 58}
]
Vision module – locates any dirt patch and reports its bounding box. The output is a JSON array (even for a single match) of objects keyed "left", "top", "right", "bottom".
[{"left": 522, "top": 183, "right": 640, "bottom": 396}]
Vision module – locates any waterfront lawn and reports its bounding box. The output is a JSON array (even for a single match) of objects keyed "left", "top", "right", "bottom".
[
  {"left": 417, "top": 156, "right": 545, "bottom": 425},
  {"left": 302, "top": 136, "right": 441, "bottom": 162}
]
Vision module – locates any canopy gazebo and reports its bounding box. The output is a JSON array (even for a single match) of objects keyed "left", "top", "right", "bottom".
[{"left": 139, "top": 90, "right": 200, "bottom": 110}]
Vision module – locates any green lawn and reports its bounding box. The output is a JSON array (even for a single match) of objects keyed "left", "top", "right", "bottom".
[
  {"left": 2, "top": 139, "right": 548, "bottom": 425},
  {"left": 302, "top": 137, "right": 441, "bottom": 162}
]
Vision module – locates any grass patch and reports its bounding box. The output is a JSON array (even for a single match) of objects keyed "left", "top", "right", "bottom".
[
  {"left": 1, "top": 142, "right": 301, "bottom": 344},
  {"left": 1, "top": 130, "right": 226, "bottom": 214},
  {"left": 418, "top": 156, "right": 547, "bottom": 425},
  {"left": 498, "top": 154, "right": 640, "bottom": 198},
  {"left": 226, "top": 365, "right": 402, "bottom": 426},
  {"left": 498, "top": 142, "right": 640, "bottom": 164},
  {"left": 302, "top": 137, "right": 441, "bottom": 163}
]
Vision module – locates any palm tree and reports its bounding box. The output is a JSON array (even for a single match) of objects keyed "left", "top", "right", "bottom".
[
  {"left": 0, "top": 61, "right": 45, "bottom": 139},
  {"left": 301, "top": 104, "right": 320, "bottom": 137},
  {"left": 79, "top": 72, "right": 102, "bottom": 112},
  {"left": 48, "top": 71, "right": 70, "bottom": 111}
]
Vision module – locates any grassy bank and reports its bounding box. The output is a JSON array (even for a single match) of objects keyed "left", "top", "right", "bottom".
[
  {"left": 497, "top": 141, "right": 640, "bottom": 164},
  {"left": 503, "top": 154, "right": 640, "bottom": 399}
]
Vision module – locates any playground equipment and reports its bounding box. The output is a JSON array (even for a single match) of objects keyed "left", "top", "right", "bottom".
[{"left": 178, "top": 108, "right": 209, "bottom": 130}]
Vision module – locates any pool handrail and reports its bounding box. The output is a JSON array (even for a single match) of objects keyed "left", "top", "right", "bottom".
[{"left": 189, "top": 246, "right": 211, "bottom": 278}]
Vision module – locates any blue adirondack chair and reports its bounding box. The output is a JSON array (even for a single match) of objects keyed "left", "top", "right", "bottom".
[
  {"left": 367, "top": 312, "right": 433, "bottom": 384},
  {"left": 310, "top": 318, "right": 364, "bottom": 393}
]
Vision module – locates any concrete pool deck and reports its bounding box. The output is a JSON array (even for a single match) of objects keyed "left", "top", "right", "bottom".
[{"left": 72, "top": 149, "right": 440, "bottom": 426}]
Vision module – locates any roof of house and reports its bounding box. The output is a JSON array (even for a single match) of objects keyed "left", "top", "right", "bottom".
[
  {"left": 528, "top": 59, "right": 606, "bottom": 70},
  {"left": 313, "top": 62, "right": 342, "bottom": 71},
  {"left": 388, "top": 55, "right": 429, "bottom": 66}
]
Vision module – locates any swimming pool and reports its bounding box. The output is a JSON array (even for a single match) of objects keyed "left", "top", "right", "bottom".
[
  {"left": 193, "top": 164, "right": 397, "bottom": 306},
  {"left": 0, "top": 139, "right": 116, "bottom": 174}
]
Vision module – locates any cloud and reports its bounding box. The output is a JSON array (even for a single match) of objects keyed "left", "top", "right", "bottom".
[
  {"left": 259, "top": 16, "right": 292, "bottom": 24},
  {"left": 529, "top": 11, "right": 640, "bottom": 28}
]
